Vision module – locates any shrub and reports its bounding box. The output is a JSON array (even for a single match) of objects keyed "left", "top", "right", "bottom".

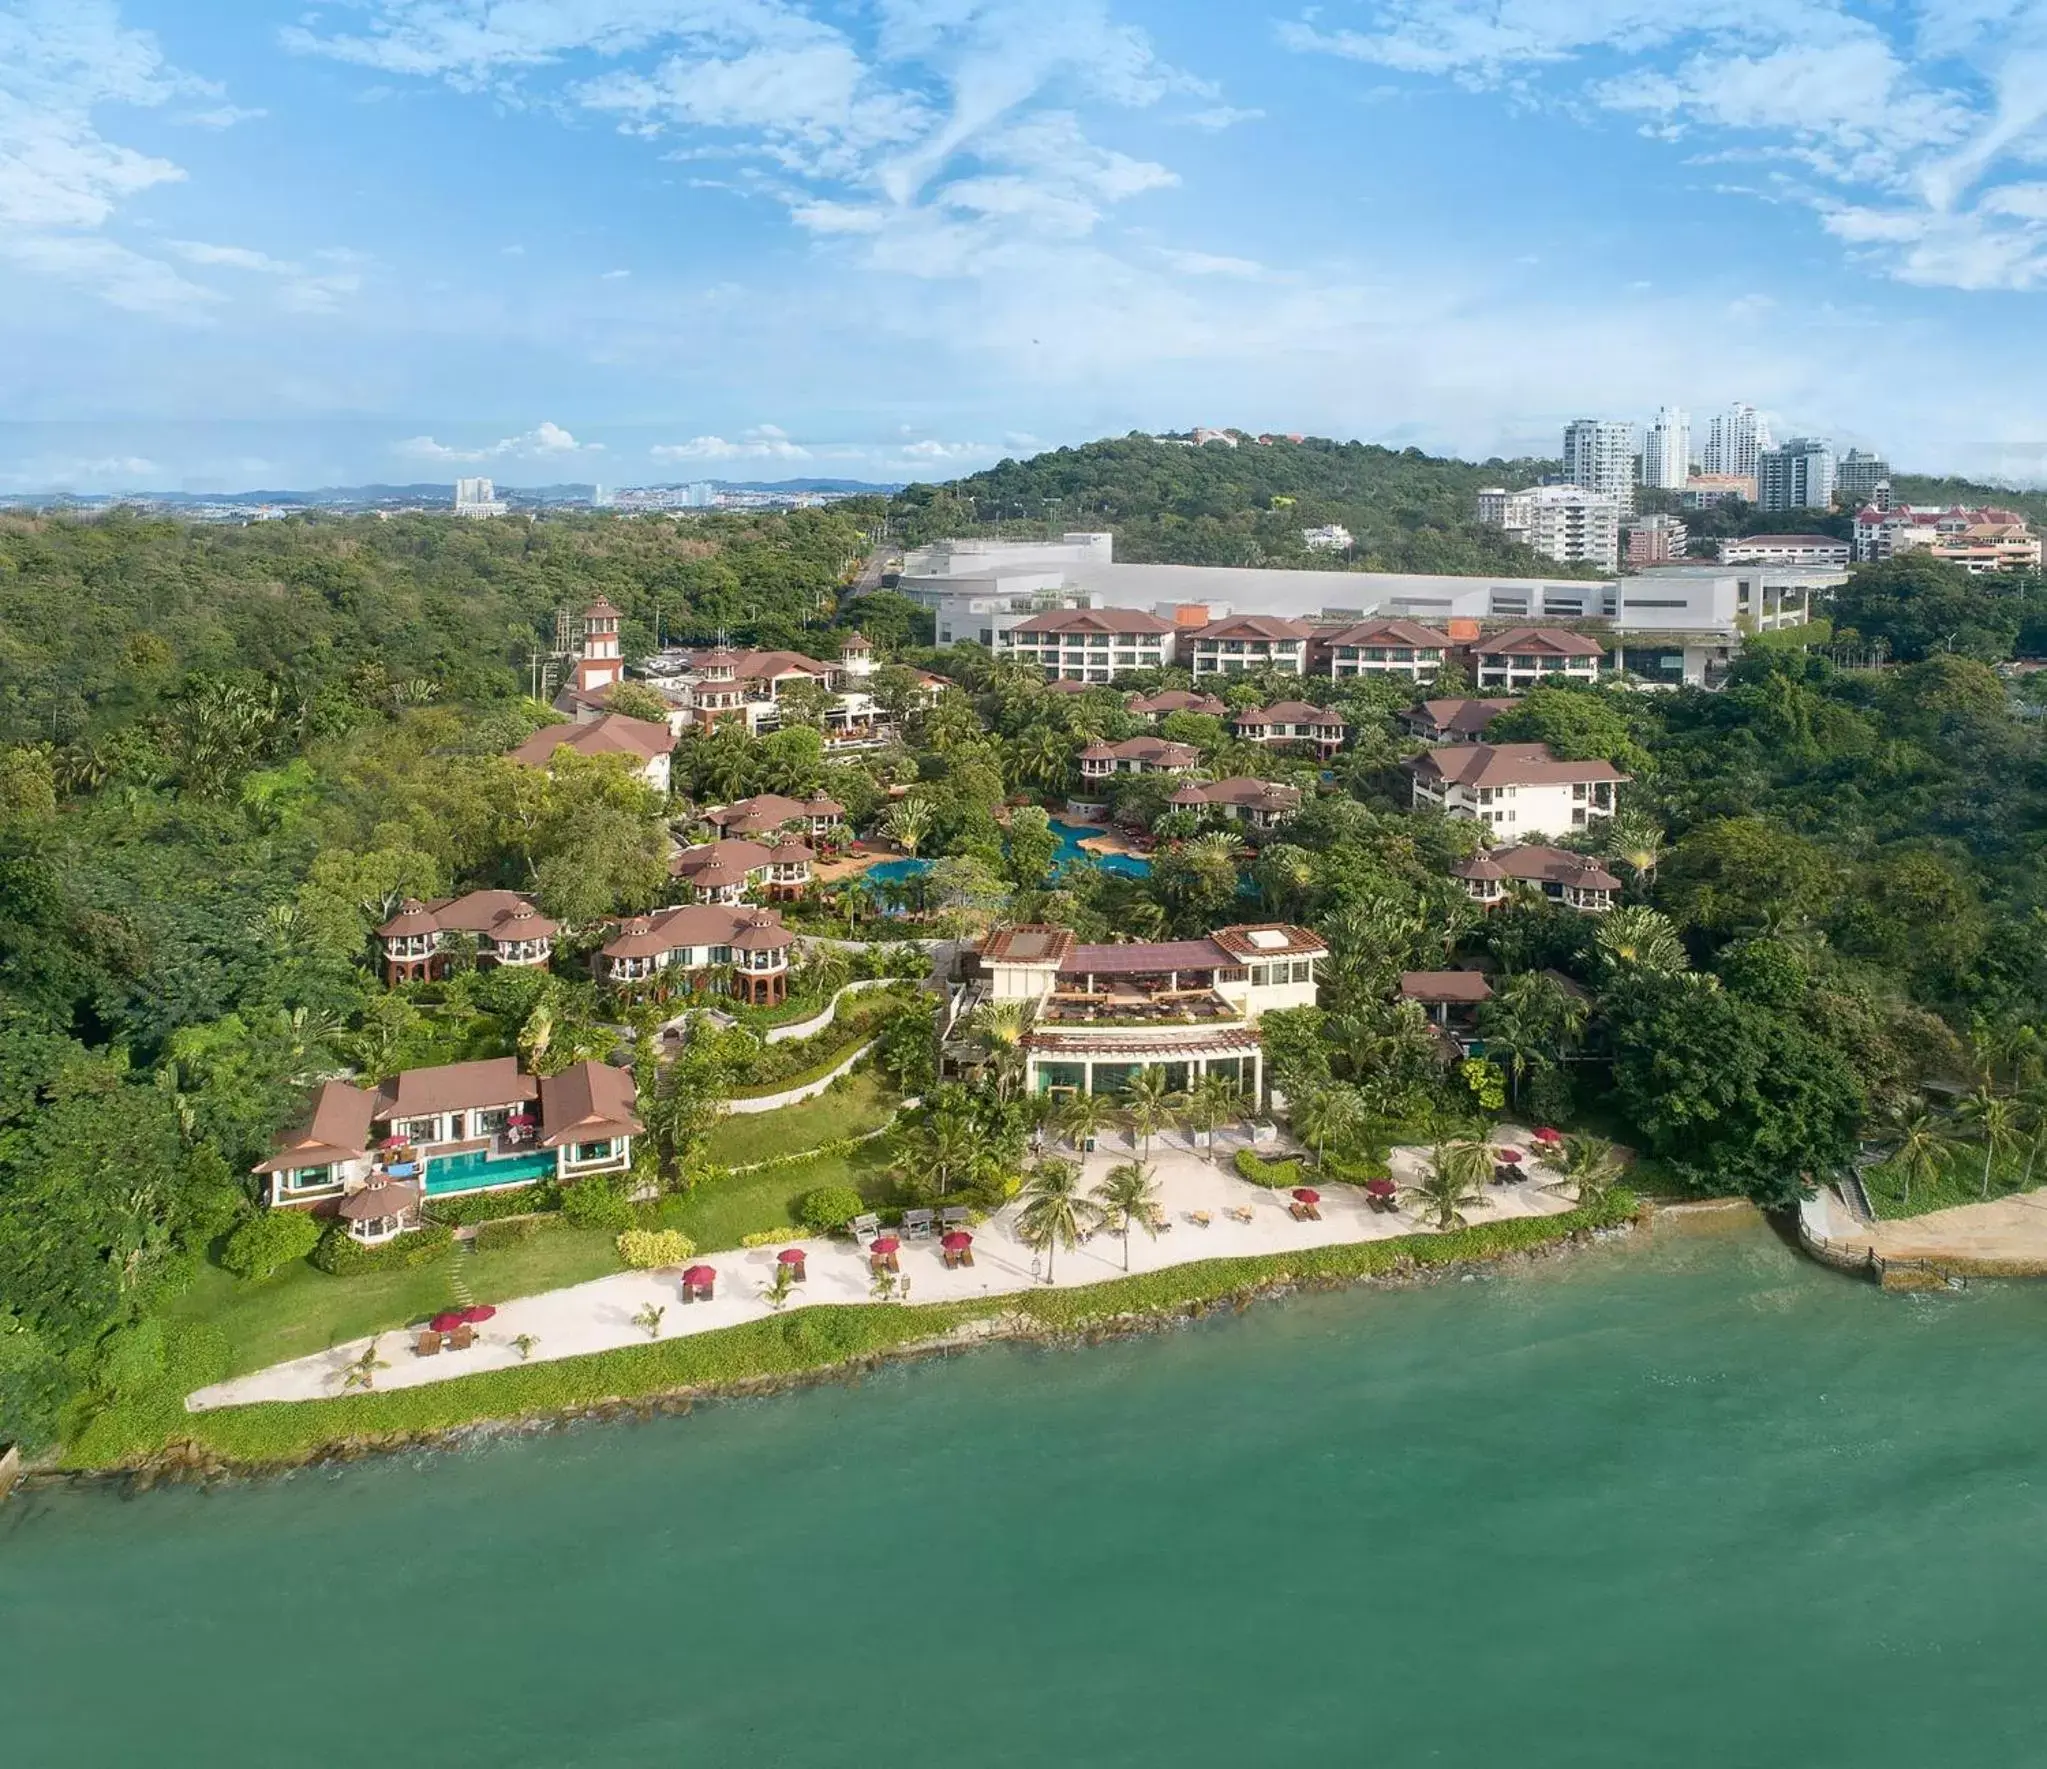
[
  {"left": 560, "top": 1180, "right": 635, "bottom": 1233},
  {"left": 425, "top": 1182, "right": 560, "bottom": 1226},
  {"left": 476, "top": 1216, "right": 561, "bottom": 1254},
  {"left": 741, "top": 1228, "right": 795, "bottom": 1249},
  {"left": 221, "top": 1211, "right": 323, "bottom": 1279},
  {"left": 799, "top": 1184, "right": 866, "bottom": 1233},
  {"left": 1233, "top": 1149, "right": 1305, "bottom": 1189},
  {"left": 309, "top": 1222, "right": 455, "bottom": 1276},
  {"left": 618, "top": 1228, "right": 697, "bottom": 1269}
]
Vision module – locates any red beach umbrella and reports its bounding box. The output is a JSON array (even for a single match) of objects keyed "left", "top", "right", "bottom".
[
  {"left": 380, "top": 1135, "right": 408, "bottom": 1149},
  {"left": 429, "top": 1311, "right": 465, "bottom": 1332},
  {"left": 1532, "top": 1126, "right": 1562, "bottom": 1144},
  {"left": 777, "top": 1248, "right": 807, "bottom": 1266},
  {"left": 461, "top": 1305, "right": 496, "bottom": 1323},
  {"left": 1364, "top": 1179, "right": 1396, "bottom": 1198},
  {"left": 1291, "top": 1187, "right": 1321, "bottom": 1205},
  {"left": 870, "top": 1236, "right": 901, "bottom": 1255},
  {"left": 682, "top": 1264, "right": 716, "bottom": 1286},
  {"left": 941, "top": 1230, "right": 973, "bottom": 1251},
  {"left": 1494, "top": 1147, "right": 1524, "bottom": 1164},
  {"left": 507, "top": 1113, "right": 536, "bottom": 1127}
]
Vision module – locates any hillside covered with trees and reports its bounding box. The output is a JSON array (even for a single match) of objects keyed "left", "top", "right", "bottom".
[{"left": 889, "top": 433, "right": 1595, "bottom": 577}]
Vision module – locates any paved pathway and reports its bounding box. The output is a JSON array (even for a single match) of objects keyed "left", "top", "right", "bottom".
[{"left": 187, "top": 1132, "right": 1576, "bottom": 1411}]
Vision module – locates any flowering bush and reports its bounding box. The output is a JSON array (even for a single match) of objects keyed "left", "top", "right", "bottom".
[{"left": 617, "top": 1228, "right": 697, "bottom": 1270}]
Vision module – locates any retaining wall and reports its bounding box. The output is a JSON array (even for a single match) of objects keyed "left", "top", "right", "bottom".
[{"left": 725, "top": 1042, "right": 876, "bottom": 1114}]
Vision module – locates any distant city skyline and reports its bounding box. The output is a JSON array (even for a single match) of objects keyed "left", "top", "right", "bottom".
[{"left": 5, "top": 0, "right": 2047, "bottom": 493}]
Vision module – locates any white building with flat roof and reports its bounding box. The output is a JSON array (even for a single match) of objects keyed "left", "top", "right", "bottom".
[{"left": 1563, "top": 419, "right": 1637, "bottom": 510}]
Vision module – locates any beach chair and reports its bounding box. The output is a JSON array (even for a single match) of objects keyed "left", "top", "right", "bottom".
[
  {"left": 1289, "top": 1202, "right": 1313, "bottom": 1222},
  {"left": 448, "top": 1324, "right": 475, "bottom": 1351},
  {"left": 415, "top": 1330, "right": 441, "bottom": 1357},
  {"left": 941, "top": 1246, "right": 959, "bottom": 1270},
  {"left": 960, "top": 1246, "right": 975, "bottom": 1268}
]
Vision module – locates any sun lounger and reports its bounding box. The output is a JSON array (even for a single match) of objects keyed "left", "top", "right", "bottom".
[
  {"left": 448, "top": 1324, "right": 475, "bottom": 1351},
  {"left": 1289, "top": 1202, "right": 1311, "bottom": 1222},
  {"left": 960, "top": 1246, "right": 974, "bottom": 1267},
  {"left": 415, "top": 1330, "right": 441, "bottom": 1357}
]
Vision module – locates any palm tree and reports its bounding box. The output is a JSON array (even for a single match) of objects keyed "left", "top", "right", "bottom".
[
  {"left": 1958, "top": 1086, "right": 2022, "bottom": 1199},
  {"left": 341, "top": 1336, "right": 389, "bottom": 1392},
  {"left": 1594, "top": 906, "right": 1688, "bottom": 977},
  {"left": 633, "top": 1302, "right": 669, "bottom": 1337},
  {"left": 1887, "top": 1112, "right": 1954, "bottom": 1209},
  {"left": 1605, "top": 816, "right": 1666, "bottom": 886},
  {"left": 883, "top": 797, "right": 932, "bottom": 857},
  {"left": 1014, "top": 725, "right": 1073, "bottom": 792},
  {"left": 1092, "top": 1161, "right": 1162, "bottom": 1271},
  {"left": 967, "top": 999, "right": 1036, "bottom": 1103},
  {"left": 1121, "top": 1066, "right": 1177, "bottom": 1159},
  {"left": 1543, "top": 1134, "right": 1625, "bottom": 1207},
  {"left": 1293, "top": 1083, "right": 1366, "bottom": 1165},
  {"left": 1014, "top": 1157, "right": 1102, "bottom": 1282},
  {"left": 1059, "top": 1089, "right": 1116, "bottom": 1154},
  {"left": 1181, "top": 1073, "right": 1244, "bottom": 1159},
  {"left": 1402, "top": 1140, "right": 1495, "bottom": 1230}
]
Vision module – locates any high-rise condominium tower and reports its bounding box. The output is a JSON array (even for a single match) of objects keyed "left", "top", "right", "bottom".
[
  {"left": 1563, "top": 419, "right": 1637, "bottom": 511},
  {"left": 1642, "top": 407, "right": 1691, "bottom": 490},
  {"left": 1701, "top": 405, "right": 1773, "bottom": 479}
]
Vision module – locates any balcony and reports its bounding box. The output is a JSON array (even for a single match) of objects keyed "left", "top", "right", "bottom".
[{"left": 1040, "top": 988, "right": 1239, "bottom": 1028}]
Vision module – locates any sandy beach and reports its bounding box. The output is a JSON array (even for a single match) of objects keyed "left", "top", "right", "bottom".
[{"left": 188, "top": 1132, "right": 1576, "bottom": 1411}]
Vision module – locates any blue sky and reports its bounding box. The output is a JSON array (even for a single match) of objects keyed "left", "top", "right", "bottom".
[{"left": 4, "top": 0, "right": 2047, "bottom": 492}]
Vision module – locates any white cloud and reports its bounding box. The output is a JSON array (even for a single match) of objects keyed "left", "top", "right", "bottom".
[
  {"left": 1281, "top": 0, "right": 2047, "bottom": 290},
  {"left": 650, "top": 424, "right": 812, "bottom": 461},
  {"left": 166, "top": 238, "right": 365, "bottom": 313},
  {"left": 1160, "top": 248, "right": 1265, "bottom": 278},
  {"left": 395, "top": 422, "right": 605, "bottom": 463},
  {"left": 601, "top": 267, "right": 632, "bottom": 278},
  {"left": 1181, "top": 105, "right": 1263, "bottom": 131},
  {"left": 180, "top": 103, "right": 266, "bottom": 129}
]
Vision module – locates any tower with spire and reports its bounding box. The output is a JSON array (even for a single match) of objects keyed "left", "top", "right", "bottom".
[{"left": 572, "top": 597, "right": 625, "bottom": 697}]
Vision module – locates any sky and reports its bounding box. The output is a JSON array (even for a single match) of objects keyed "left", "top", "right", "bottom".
[{"left": 3, "top": 0, "right": 2047, "bottom": 493}]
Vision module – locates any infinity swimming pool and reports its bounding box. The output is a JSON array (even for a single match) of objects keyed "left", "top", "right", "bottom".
[{"left": 423, "top": 1147, "right": 558, "bottom": 1195}]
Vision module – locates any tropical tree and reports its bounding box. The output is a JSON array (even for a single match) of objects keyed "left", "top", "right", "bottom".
[
  {"left": 1013, "top": 725, "right": 1073, "bottom": 792},
  {"left": 1014, "top": 1156, "right": 1102, "bottom": 1282},
  {"left": 1887, "top": 1111, "right": 1955, "bottom": 1209},
  {"left": 341, "top": 1336, "right": 388, "bottom": 1392},
  {"left": 966, "top": 998, "right": 1036, "bottom": 1103},
  {"left": 1401, "top": 1139, "right": 1495, "bottom": 1230},
  {"left": 1957, "top": 1086, "right": 2021, "bottom": 1199},
  {"left": 1121, "top": 1066, "right": 1177, "bottom": 1159},
  {"left": 1543, "top": 1133, "right": 1625, "bottom": 1208},
  {"left": 1605, "top": 815, "right": 1667, "bottom": 885},
  {"left": 1181, "top": 1072, "right": 1244, "bottom": 1158},
  {"left": 1594, "top": 906, "right": 1689, "bottom": 977},
  {"left": 1092, "top": 1161, "right": 1162, "bottom": 1270},
  {"left": 1059, "top": 1088, "right": 1116, "bottom": 1154},
  {"left": 882, "top": 796, "right": 932, "bottom": 856},
  {"left": 1293, "top": 1083, "right": 1367, "bottom": 1165}
]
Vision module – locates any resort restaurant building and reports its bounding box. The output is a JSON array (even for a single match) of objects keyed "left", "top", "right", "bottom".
[
  {"left": 965, "top": 923, "right": 1327, "bottom": 1103},
  {"left": 254, "top": 1057, "right": 643, "bottom": 1241}
]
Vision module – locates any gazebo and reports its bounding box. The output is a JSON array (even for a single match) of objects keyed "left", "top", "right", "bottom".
[{"left": 338, "top": 1181, "right": 422, "bottom": 1245}]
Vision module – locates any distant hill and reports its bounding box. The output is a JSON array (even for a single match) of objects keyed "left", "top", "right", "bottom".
[
  {"left": 1885, "top": 474, "right": 2047, "bottom": 528},
  {"left": 888, "top": 432, "right": 1597, "bottom": 578},
  {"left": 0, "top": 476, "right": 900, "bottom": 508}
]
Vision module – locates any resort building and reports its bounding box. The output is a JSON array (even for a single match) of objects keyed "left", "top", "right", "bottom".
[
  {"left": 1167, "top": 777, "right": 1303, "bottom": 830},
  {"left": 965, "top": 922, "right": 1329, "bottom": 1102},
  {"left": 995, "top": 608, "right": 1178, "bottom": 680},
  {"left": 703, "top": 792, "right": 846, "bottom": 843},
  {"left": 1077, "top": 736, "right": 1200, "bottom": 782},
  {"left": 1316, "top": 618, "right": 1453, "bottom": 681},
  {"left": 1231, "top": 700, "right": 1347, "bottom": 758},
  {"left": 1850, "top": 503, "right": 2040, "bottom": 573},
  {"left": 1719, "top": 534, "right": 1852, "bottom": 568},
  {"left": 1451, "top": 845, "right": 1622, "bottom": 912},
  {"left": 641, "top": 633, "right": 935, "bottom": 740},
  {"left": 1398, "top": 970, "right": 1493, "bottom": 1035},
  {"left": 255, "top": 1057, "right": 643, "bottom": 1237},
  {"left": 597, "top": 903, "right": 795, "bottom": 1004},
  {"left": 1402, "top": 697, "right": 1517, "bottom": 745},
  {"left": 1409, "top": 742, "right": 1626, "bottom": 839},
  {"left": 1185, "top": 615, "right": 1313, "bottom": 677},
  {"left": 1470, "top": 627, "right": 1605, "bottom": 691},
  {"left": 1127, "top": 688, "right": 1226, "bottom": 721},
  {"left": 374, "top": 891, "right": 556, "bottom": 987},
  {"left": 669, "top": 836, "right": 814, "bottom": 903},
  {"left": 509, "top": 712, "right": 674, "bottom": 794}
]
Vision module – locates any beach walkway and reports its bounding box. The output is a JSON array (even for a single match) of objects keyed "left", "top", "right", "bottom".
[{"left": 187, "top": 1133, "right": 1578, "bottom": 1412}]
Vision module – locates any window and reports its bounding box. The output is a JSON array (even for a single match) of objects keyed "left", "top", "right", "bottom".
[
  {"left": 284, "top": 1166, "right": 334, "bottom": 1192},
  {"left": 1290, "top": 960, "right": 1312, "bottom": 983},
  {"left": 574, "top": 1140, "right": 613, "bottom": 1163}
]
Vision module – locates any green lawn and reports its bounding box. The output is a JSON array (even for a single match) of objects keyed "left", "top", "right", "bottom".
[
  {"left": 164, "top": 1225, "right": 627, "bottom": 1380},
  {"left": 1862, "top": 1150, "right": 2040, "bottom": 1220},
  {"left": 656, "top": 1142, "right": 900, "bottom": 1252},
  {"left": 702, "top": 1070, "right": 900, "bottom": 1167}
]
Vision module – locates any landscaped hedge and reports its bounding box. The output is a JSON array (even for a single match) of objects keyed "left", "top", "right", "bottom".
[
  {"left": 309, "top": 1221, "right": 456, "bottom": 1276},
  {"left": 475, "top": 1216, "right": 562, "bottom": 1254},
  {"left": 425, "top": 1183, "right": 560, "bottom": 1226},
  {"left": 1233, "top": 1149, "right": 1307, "bottom": 1189},
  {"left": 72, "top": 1194, "right": 1635, "bottom": 1472}
]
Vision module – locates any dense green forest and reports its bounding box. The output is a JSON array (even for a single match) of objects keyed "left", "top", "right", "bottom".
[
  {"left": 888, "top": 433, "right": 1599, "bottom": 577},
  {"left": 3, "top": 500, "right": 2046, "bottom": 1462}
]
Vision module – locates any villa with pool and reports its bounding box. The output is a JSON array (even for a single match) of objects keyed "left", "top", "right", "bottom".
[
  {"left": 961, "top": 922, "right": 1327, "bottom": 1103},
  {"left": 255, "top": 1056, "right": 643, "bottom": 1243}
]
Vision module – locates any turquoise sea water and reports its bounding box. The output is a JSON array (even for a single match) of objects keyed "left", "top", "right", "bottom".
[{"left": 7, "top": 1216, "right": 2047, "bottom": 1768}]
